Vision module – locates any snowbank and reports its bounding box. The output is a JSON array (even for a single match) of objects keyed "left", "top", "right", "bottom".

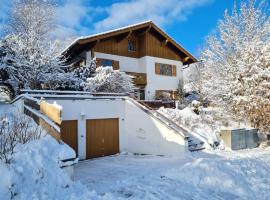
[
  {"left": 0, "top": 136, "right": 99, "bottom": 200},
  {"left": 158, "top": 107, "right": 222, "bottom": 146}
]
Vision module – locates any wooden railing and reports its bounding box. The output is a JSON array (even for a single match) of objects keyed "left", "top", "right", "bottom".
[{"left": 23, "top": 96, "right": 62, "bottom": 141}]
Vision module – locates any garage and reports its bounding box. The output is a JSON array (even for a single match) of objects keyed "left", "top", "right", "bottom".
[
  {"left": 61, "top": 120, "right": 78, "bottom": 155},
  {"left": 86, "top": 118, "right": 119, "bottom": 159}
]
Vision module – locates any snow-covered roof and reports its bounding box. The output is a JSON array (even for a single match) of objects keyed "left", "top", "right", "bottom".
[
  {"left": 61, "top": 20, "right": 152, "bottom": 54},
  {"left": 61, "top": 20, "right": 197, "bottom": 63}
]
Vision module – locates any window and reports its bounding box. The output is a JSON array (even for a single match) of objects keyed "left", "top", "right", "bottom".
[
  {"left": 100, "top": 59, "right": 113, "bottom": 67},
  {"left": 160, "top": 64, "right": 172, "bottom": 76},
  {"left": 128, "top": 40, "right": 136, "bottom": 52},
  {"left": 155, "top": 63, "right": 177, "bottom": 76}
]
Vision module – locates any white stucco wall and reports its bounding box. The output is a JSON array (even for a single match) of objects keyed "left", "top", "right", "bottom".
[
  {"left": 46, "top": 97, "right": 186, "bottom": 159},
  {"left": 125, "top": 99, "right": 186, "bottom": 156},
  {"left": 94, "top": 52, "right": 146, "bottom": 73},
  {"left": 143, "top": 56, "right": 183, "bottom": 100},
  {"left": 93, "top": 52, "right": 183, "bottom": 100}
]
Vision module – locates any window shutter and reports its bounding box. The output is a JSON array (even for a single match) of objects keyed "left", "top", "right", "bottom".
[
  {"left": 113, "top": 60, "right": 120, "bottom": 70},
  {"left": 172, "top": 91, "right": 178, "bottom": 100},
  {"left": 96, "top": 58, "right": 102, "bottom": 68},
  {"left": 155, "top": 63, "right": 160, "bottom": 74},
  {"left": 172, "top": 65, "right": 177, "bottom": 76}
]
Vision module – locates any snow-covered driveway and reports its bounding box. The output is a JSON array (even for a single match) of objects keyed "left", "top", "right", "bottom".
[{"left": 75, "top": 150, "right": 270, "bottom": 200}]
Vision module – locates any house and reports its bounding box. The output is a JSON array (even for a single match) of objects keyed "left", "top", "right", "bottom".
[{"left": 62, "top": 20, "right": 197, "bottom": 100}]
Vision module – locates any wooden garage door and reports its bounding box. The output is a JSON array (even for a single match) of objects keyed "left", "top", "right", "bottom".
[
  {"left": 86, "top": 118, "right": 119, "bottom": 159},
  {"left": 61, "top": 120, "right": 78, "bottom": 156}
]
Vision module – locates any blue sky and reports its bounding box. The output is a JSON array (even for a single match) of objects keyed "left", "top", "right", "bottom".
[{"left": 0, "top": 0, "right": 242, "bottom": 57}]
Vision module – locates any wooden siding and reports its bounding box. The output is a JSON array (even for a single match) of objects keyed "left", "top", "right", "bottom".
[
  {"left": 61, "top": 120, "right": 78, "bottom": 155},
  {"left": 24, "top": 105, "right": 61, "bottom": 141},
  {"left": 144, "top": 32, "right": 182, "bottom": 61},
  {"left": 93, "top": 32, "right": 182, "bottom": 61},
  {"left": 86, "top": 118, "right": 119, "bottom": 159},
  {"left": 40, "top": 118, "right": 61, "bottom": 141},
  {"left": 93, "top": 35, "right": 139, "bottom": 58},
  {"left": 40, "top": 101, "right": 62, "bottom": 125}
]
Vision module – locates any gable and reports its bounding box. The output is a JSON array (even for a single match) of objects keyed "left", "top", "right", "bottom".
[{"left": 62, "top": 21, "right": 197, "bottom": 64}]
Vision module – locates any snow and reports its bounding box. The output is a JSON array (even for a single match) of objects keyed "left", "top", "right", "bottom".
[
  {"left": 0, "top": 87, "right": 11, "bottom": 103},
  {"left": 158, "top": 107, "right": 216, "bottom": 144},
  {"left": 0, "top": 164, "right": 12, "bottom": 200},
  {"left": 0, "top": 135, "right": 99, "bottom": 200},
  {"left": 58, "top": 142, "right": 76, "bottom": 161},
  {"left": 75, "top": 149, "right": 270, "bottom": 199}
]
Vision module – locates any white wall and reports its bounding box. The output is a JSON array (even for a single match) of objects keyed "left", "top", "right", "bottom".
[
  {"left": 125, "top": 99, "right": 186, "bottom": 157},
  {"left": 144, "top": 56, "right": 183, "bottom": 100},
  {"left": 94, "top": 52, "right": 146, "bottom": 73}
]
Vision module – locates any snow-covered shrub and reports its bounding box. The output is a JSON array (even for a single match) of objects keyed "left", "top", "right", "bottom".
[
  {"left": 83, "top": 67, "right": 135, "bottom": 93},
  {"left": 0, "top": 113, "right": 43, "bottom": 164},
  {"left": 200, "top": 0, "right": 270, "bottom": 133},
  {"left": 43, "top": 72, "right": 82, "bottom": 91},
  {"left": 0, "top": 85, "right": 13, "bottom": 103},
  {"left": 74, "top": 59, "right": 96, "bottom": 81}
]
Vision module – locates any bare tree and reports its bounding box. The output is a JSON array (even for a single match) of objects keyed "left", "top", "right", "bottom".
[{"left": 0, "top": 113, "right": 43, "bottom": 164}]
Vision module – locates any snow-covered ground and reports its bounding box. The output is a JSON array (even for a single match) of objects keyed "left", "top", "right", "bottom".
[{"left": 75, "top": 149, "right": 270, "bottom": 200}]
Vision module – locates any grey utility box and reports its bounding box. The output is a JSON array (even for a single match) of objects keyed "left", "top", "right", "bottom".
[
  {"left": 220, "top": 128, "right": 258, "bottom": 150},
  {"left": 245, "top": 128, "right": 259, "bottom": 149}
]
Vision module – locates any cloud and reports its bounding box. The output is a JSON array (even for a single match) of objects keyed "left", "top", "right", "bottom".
[
  {"left": 54, "top": 0, "right": 89, "bottom": 39},
  {"left": 54, "top": 0, "right": 104, "bottom": 39},
  {"left": 93, "top": 0, "right": 213, "bottom": 32}
]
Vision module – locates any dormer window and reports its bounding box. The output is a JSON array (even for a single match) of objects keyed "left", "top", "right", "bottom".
[{"left": 128, "top": 40, "right": 136, "bottom": 52}]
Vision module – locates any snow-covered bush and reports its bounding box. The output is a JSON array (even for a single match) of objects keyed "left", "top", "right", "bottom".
[
  {"left": 43, "top": 72, "right": 82, "bottom": 91},
  {"left": 200, "top": 0, "right": 270, "bottom": 133},
  {"left": 83, "top": 67, "right": 135, "bottom": 93},
  {"left": 74, "top": 59, "right": 96, "bottom": 81},
  {"left": 0, "top": 113, "right": 43, "bottom": 164}
]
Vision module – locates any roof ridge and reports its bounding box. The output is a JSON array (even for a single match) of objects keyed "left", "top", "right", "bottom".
[{"left": 61, "top": 20, "right": 153, "bottom": 54}]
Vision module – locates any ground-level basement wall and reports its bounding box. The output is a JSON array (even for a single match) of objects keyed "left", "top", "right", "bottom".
[{"left": 45, "top": 98, "right": 186, "bottom": 159}]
